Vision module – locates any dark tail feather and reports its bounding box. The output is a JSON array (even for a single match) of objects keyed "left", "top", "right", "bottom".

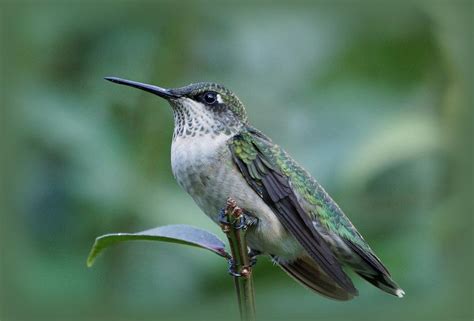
[
  {"left": 275, "top": 255, "right": 358, "bottom": 301},
  {"left": 355, "top": 271, "right": 405, "bottom": 298},
  {"left": 344, "top": 240, "right": 405, "bottom": 298}
]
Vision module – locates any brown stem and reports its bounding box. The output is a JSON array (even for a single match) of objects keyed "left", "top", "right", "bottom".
[{"left": 220, "top": 198, "right": 256, "bottom": 321}]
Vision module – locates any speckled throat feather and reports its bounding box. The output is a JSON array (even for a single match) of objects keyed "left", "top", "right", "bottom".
[{"left": 170, "top": 97, "right": 243, "bottom": 140}]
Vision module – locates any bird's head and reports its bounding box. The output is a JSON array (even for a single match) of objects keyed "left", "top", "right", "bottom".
[{"left": 105, "top": 77, "right": 248, "bottom": 138}]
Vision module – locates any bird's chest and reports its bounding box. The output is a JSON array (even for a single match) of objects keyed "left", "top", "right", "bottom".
[
  {"left": 171, "top": 134, "right": 233, "bottom": 214},
  {"left": 170, "top": 133, "right": 303, "bottom": 259}
]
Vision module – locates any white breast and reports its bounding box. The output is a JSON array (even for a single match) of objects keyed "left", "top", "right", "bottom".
[
  {"left": 170, "top": 133, "right": 302, "bottom": 259},
  {"left": 171, "top": 133, "right": 229, "bottom": 192}
]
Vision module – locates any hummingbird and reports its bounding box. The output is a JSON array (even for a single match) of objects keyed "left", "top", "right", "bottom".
[{"left": 105, "top": 77, "right": 404, "bottom": 300}]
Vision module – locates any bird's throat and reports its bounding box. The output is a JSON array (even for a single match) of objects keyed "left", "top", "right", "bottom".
[{"left": 171, "top": 98, "right": 242, "bottom": 140}]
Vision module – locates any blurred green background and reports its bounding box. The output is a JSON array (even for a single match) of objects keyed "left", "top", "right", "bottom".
[{"left": 1, "top": 1, "right": 472, "bottom": 321}]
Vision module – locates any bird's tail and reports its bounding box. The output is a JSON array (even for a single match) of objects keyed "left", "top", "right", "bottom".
[
  {"left": 344, "top": 239, "right": 405, "bottom": 298},
  {"left": 274, "top": 255, "right": 357, "bottom": 301},
  {"left": 354, "top": 269, "right": 405, "bottom": 298}
]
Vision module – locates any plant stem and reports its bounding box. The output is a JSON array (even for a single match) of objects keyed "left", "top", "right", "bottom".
[{"left": 221, "top": 198, "right": 256, "bottom": 321}]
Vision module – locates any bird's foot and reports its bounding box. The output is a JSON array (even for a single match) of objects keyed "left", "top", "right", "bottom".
[
  {"left": 218, "top": 199, "right": 258, "bottom": 277},
  {"left": 218, "top": 207, "right": 227, "bottom": 225},
  {"left": 248, "top": 249, "right": 262, "bottom": 267},
  {"left": 218, "top": 207, "right": 258, "bottom": 231},
  {"left": 227, "top": 258, "right": 252, "bottom": 278},
  {"left": 234, "top": 211, "right": 258, "bottom": 230}
]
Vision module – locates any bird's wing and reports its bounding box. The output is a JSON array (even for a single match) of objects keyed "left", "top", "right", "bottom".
[
  {"left": 229, "top": 126, "right": 403, "bottom": 297},
  {"left": 228, "top": 127, "right": 356, "bottom": 294}
]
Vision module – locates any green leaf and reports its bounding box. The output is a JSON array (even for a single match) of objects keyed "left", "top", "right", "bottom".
[{"left": 87, "top": 224, "right": 229, "bottom": 267}]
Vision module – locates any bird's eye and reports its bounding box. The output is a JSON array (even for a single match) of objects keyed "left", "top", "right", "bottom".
[{"left": 202, "top": 92, "right": 217, "bottom": 104}]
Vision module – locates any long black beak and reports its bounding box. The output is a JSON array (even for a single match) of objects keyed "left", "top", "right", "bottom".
[{"left": 104, "top": 76, "right": 179, "bottom": 99}]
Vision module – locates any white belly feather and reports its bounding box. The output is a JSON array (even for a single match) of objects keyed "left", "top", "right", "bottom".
[{"left": 171, "top": 133, "right": 302, "bottom": 259}]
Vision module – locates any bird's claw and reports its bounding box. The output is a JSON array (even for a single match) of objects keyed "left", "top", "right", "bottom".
[
  {"left": 239, "top": 212, "right": 259, "bottom": 230},
  {"left": 219, "top": 200, "right": 259, "bottom": 276},
  {"left": 227, "top": 258, "right": 251, "bottom": 277},
  {"left": 218, "top": 207, "right": 258, "bottom": 231},
  {"left": 218, "top": 208, "right": 228, "bottom": 226},
  {"left": 248, "top": 249, "right": 261, "bottom": 267}
]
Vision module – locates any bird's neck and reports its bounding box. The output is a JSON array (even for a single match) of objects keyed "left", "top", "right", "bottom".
[{"left": 172, "top": 105, "right": 242, "bottom": 141}]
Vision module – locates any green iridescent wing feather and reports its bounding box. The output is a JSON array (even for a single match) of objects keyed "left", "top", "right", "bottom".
[
  {"left": 229, "top": 127, "right": 357, "bottom": 293},
  {"left": 229, "top": 127, "right": 405, "bottom": 296},
  {"left": 253, "top": 135, "right": 373, "bottom": 251},
  {"left": 231, "top": 127, "right": 370, "bottom": 247}
]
